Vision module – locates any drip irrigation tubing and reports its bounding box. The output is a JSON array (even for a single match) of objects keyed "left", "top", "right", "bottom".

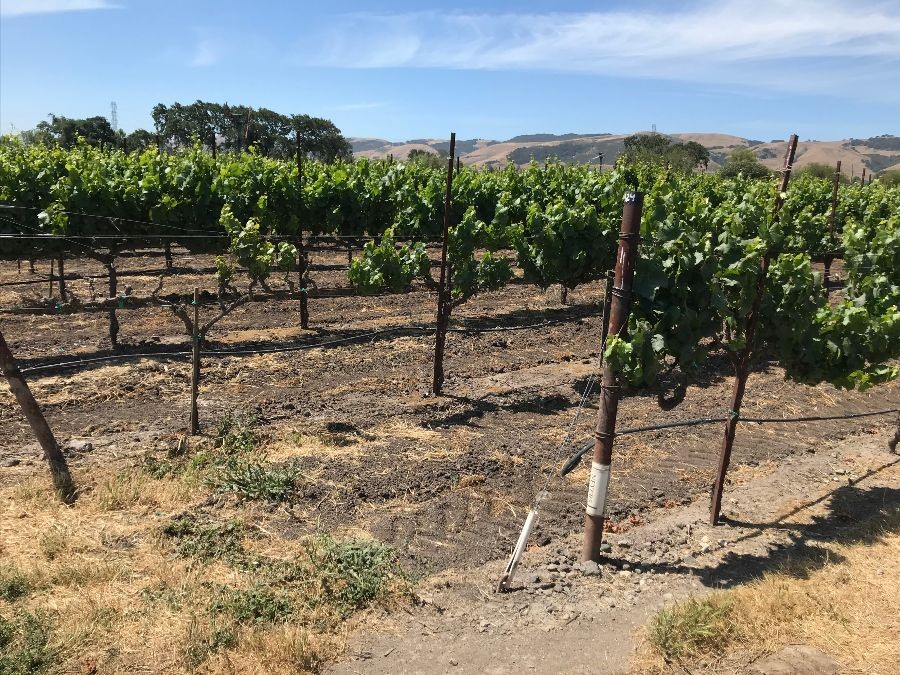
[
  {"left": 559, "top": 408, "right": 900, "bottom": 476},
  {"left": 16, "top": 312, "right": 594, "bottom": 374}
]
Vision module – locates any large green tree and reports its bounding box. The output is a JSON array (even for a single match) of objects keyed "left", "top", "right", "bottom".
[
  {"left": 30, "top": 115, "right": 118, "bottom": 149},
  {"left": 622, "top": 133, "right": 709, "bottom": 172},
  {"left": 151, "top": 101, "right": 351, "bottom": 161},
  {"left": 720, "top": 147, "right": 771, "bottom": 178}
]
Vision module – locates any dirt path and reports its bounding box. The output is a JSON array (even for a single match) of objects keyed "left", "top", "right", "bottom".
[{"left": 329, "top": 430, "right": 900, "bottom": 675}]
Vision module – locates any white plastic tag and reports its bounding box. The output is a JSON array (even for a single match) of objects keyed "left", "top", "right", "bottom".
[{"left": 585, "top": 461, "right": 611, "bottom": 517}]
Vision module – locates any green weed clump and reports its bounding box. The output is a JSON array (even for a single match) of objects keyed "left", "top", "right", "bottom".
[
  {"left": 214, "top": 461, "right": 304, "bottom": 503},
  {"left": 307, "top": 536, "right": 406, "bottom": 615},
  {"left": 161, "top": 514, "right": 246, "bottom": 562},
  {"left": 210, "top": 584, "right": 296, "bottom": 625},
  {"left": 649, "top": 595, "right": 735, "bottom": 661},
  {"left": 0, "top": 567, "right": 31, "bottom": 602},
  {"left": 0, "top": 611, "right": 56, "bottom": 674},
  {"left": 144, "top": 412, "right": 304, "bottom": 504}
]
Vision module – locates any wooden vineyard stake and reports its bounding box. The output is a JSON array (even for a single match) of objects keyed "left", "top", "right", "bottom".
[
  {"left": 296, "top": 135, "right": 310, "bottom": 329},
  {"left": 824, "top": 160, "right": 841, "bottom": 289},
  {"left": 582, "top": 191, "right": 643, "bottom": 562},
  {"left": 0, "top": 330, "right": 75, "bottom": 503},
  {"left": 190, "top": 287, "right": 201, "bottom": 435},
  {"left": 709, "top": 134, "right": 798, "bottom": 526},
  {"left": 432, "top": 132, "right": 456, "bottom": 395}
]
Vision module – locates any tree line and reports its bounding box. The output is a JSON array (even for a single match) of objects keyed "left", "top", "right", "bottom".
[{"left": 15, "top": 101, "right": 353, "bottom": 162}]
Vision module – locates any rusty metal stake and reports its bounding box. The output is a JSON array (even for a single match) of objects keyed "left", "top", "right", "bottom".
[
  {"left": 432, "top": 132, "right": 456, "bottom": 395},
  {"left": 190, "top": 287, "right": 201, "bottom": 435},
  {"left": 582, "top": 191, "right": 643, "bottom": 562},
  {"left": 0, "top": 330, "right": 75, "bottom": 502},
  {"left": 709, "top": 134, "right": 798, "bottom": 526},
  {"left": 296, "top": 137, "right": 310, "bottom": 329},
  {"left": 57, "top": 255, "right": 67, "bottom": 302},
  {"left": 824, "top": 160, "right": 841, "bottom": 289}
]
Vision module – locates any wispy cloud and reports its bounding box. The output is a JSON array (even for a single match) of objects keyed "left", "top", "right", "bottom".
[
  {"left": 332, "top": 102, "right": 387, "bottom": 111},
  {"left": 191, "top": 41, "right": 220, "bottom": 67},
  {"left": 298, "top": 1, "right": 900, "bottom": 97},
  {"left": 1, "top": 0, "right": 118, "bottom": 17}
]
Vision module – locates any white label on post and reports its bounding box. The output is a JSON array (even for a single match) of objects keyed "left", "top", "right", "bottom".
[{"left": 585, "top": 461, "right": 611, "bottom": 517}]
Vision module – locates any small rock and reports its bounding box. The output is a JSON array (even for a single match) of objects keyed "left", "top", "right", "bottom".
[
  {"left": 618, "top": 570, "right": 632, "bottom": 578},
  {"left": 526, "top": 573, "right": 542, "bottom": 585},
  {"left": 65, "top": 439, "right": 93, "bottom": 454},
  {"left": 546, "top": 564, "right": 559, "bottom": 572},
  {"left": 750, "top": 645, "right": 840, "bottom": 675},
  {"left": 449, "top": 659, "right": 459, "bottom": 667},
  {"left": 581, "top": 560, "right": 601, "bottom": 576},
  {"left": 600, "top": 542, "right": 612, "bottom": 553},
  {"left": 1, "top": 458, "right": 21, "bottom": 468},
  {"left": 553, "top": 584, "right": 564, "bottom": 593},
  {"left": 618, "top": 539, "right": 632, "bottom": 549}
]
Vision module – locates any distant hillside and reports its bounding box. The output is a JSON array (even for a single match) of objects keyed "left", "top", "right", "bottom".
[{"left": 350, "top": 133, "right": 900, "bottom": 175}]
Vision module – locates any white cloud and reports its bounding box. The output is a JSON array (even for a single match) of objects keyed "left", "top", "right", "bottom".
[
  {"left": 1, "top": 0, "right": 118, "bottom": 17},
  {"left": 299, "top": 1, "right": 900, "bottom": 96}
]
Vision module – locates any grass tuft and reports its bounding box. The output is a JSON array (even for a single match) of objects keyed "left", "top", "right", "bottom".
[{"left": 649, "top": 595, "right": 734, "bottom": 662}]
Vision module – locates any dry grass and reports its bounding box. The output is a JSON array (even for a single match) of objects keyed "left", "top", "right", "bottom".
[
  {"left": 636, "top": 508, "right": 900, "bottom": 675},
  {"left": 0, "top": 418, "right": 410, "bottom": 674}
]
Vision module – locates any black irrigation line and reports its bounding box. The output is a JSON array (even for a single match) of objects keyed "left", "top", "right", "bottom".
[
  {"left": 16, "top": 312, "right": 594, "bottom": 374},
  {"left": 559, "top": 408, "right": 900, "bottom": 476}
]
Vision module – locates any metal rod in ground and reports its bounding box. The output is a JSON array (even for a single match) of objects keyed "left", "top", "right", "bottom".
[
  {"left": 296, "top": 135, "right": 310, "bottom": 329},
  {"left": 582, "top": 190, "right": 643, "bottom": 562},
  {"left": 432, "top": 131, "right": 456, "bottom": 395},
  {"left": 190, "top": 287, "right": 200, "bottom": 435},
  {"left": 824, "top": 160, "right": 841, "bottom": 288},
  {"left": 0, "top": 330, "right": 75, "bottom": 503},
  {"left": 709, "top": 133, "right": 798, "bottom": 526},
  {"left": 58, "top": 255, "right": 67, "bottom": 301},
  {"left": 107, "top": 257, "right": 119, "bottom": 347}
]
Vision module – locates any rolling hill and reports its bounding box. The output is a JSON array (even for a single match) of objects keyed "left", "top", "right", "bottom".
[{"left": 350, "top": 133, "right": 900, "bottom": 175}]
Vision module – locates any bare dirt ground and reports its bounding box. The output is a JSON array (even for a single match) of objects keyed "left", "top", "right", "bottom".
[
  {"left": 329, "top": 432, "right": 899, "bottom": 675},
  {"left": 1, "top": 249, "right": 898, "bottom": 672}
]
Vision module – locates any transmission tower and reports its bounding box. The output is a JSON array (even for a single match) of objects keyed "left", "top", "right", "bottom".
[{"left": 110, "top": 101, "right": 118, "bottom": 131}]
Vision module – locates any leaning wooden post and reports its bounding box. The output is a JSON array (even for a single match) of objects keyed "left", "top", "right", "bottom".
[
  {"left": 296, "top": 136, "right": 310, "bottom": 329},
  {"left": 582, "top": 191, "right": 643, "bottom": 562},
  {"left": 709, "top": 134, "right": 798, "bottom": 526},
  {"left": 0, "top": 330, "right": 75, "bottom": 503},
  {"left": 189, "top": 287, "right": 201, "bottom": 435},
  {"left": 432, "top": 132, "right": 456, "bottom": 395},
  {"left": 824, "top": 160, "right": 841, "bottom": 289}
]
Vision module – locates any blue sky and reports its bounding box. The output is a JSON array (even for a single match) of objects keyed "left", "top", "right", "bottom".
[{"left": 1, "top": 0, "right": 899, "bottom": 141}]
